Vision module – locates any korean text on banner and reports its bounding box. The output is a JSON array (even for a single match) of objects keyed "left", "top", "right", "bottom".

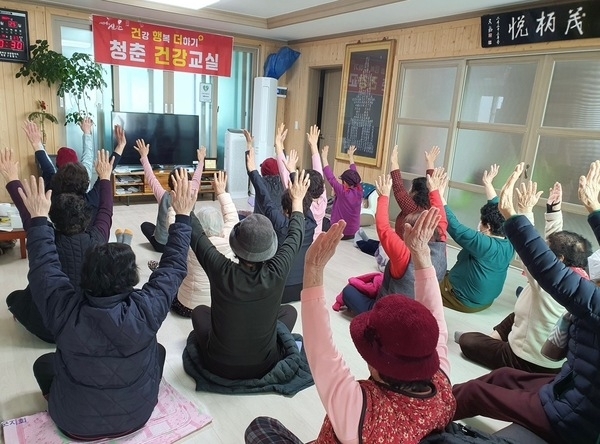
[{"left": 92, "top": 15, "right": 233, "bottom": 77}]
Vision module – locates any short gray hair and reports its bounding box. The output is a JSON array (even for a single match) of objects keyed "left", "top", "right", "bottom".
[{"left": 196, "top": 206, "right": 224, "bottom": 237}]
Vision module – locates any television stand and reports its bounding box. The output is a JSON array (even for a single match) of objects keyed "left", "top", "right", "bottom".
[{"left": 151, "top": 164, "right": 164, "bottom": 169}]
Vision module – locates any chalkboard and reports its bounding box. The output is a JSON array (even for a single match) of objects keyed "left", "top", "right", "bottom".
[{"left": 336, "top": 40, "right": 395, "bottom": 167}]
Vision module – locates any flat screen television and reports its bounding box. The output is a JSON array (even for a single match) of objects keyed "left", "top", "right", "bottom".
[{"left": 112, "top": 112, "right": 200, "bottom": 167}]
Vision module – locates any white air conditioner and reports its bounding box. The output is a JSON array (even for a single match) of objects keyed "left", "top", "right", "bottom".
[
  {"left": 224, "top": 129, "right": 249, "bottom": 199},
  {"left": 251, "top": 77, "right": 278, "bottom": 167}
]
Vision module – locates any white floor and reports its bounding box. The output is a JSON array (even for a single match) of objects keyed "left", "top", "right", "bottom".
[{"left": 0, "top": 198, "right": 525, "bottom": 443}]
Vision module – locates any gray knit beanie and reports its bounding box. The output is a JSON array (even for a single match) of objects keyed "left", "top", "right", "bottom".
[{"left": 229, "top": 214, "right": 277, "bottom": 262}]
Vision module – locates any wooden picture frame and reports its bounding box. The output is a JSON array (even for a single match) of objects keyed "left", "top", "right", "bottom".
[{"left": 336, "top": 39, "right": 395, "bottom": 167}]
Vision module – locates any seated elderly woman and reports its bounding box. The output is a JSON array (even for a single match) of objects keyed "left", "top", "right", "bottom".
[
  {"left": 171, "top": 171, "right": 239, "bottom": 317},
  {"left": 21, "top": 171, "right": 195, "bottom": 441},
  {"left": 0, "top": 148, "right": 113, "bottom": 343},
  {"left": 440, "top": 164, "right": 514, "bottom": 312}
]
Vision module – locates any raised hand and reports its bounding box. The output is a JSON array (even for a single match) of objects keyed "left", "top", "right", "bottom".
[
  {"left": 516, "top": 180, "right": 542, "bottom": 214},
  {"left": 375, "top": 174, "right": 392, "bottom": 197},
  {"left": 390, "top": 145, "right": 399, "bottom": 170},
  {"left": 498, "top": 162, "right": 525, "bottom": 219},
  {"left": 22, "top": 121, "right": 43, "bottom": 150},
  {"left": 427, "top": 167, "right": 448, "bottom": 193},
  {"left": 171, "top": 168, "right": 198, "bottom": 215},
  {"left": 482, "top": 164, "right": 500, "bottom": 186},
  {"left": 197, "top": 146, "right": 207, "bottom": 163},
  {"left": 285, "top": 149, "right": 299, "bottom": 173},
  {"left": 275, "top": 123, "right": 287, "bottom": 154},
  {"left": 17, "top": 175, "right": 51, "bottom": 218},
  {"left": 425, "top": 146, "right": 441, "bottom": 169},
  {"left": 134, "top": 139, "right": 150, "bottom": 158},
  {"left": 305, "top": 220, "right": 346, "bottom": 270},
  {"left": 114, "top": 124, "right": 126, "bottom": 154},
  {"left": 94, "top": 149, "right": 115, "bottom": 181},
  {"left": 578, "top": 160, "right": 600, "bottom": 213},
  {"left": 289, "top": 169, "right": 310, "bottom": 206},
  {"left": 547, "top": 182, "right": 562, "bottom": 212},
  {"left": 243, "top": 129, "right": 254, "bottom": 150},
  {"left": 213, "top": 170, "right": 227, "bottom": 196},
  {"left": 347, "top": 145, "right": 356, "bottom": 164},
  {"left": 245, "top": 144, "right": 257, "bottom": 172},
  {"left": 306, "top": 125, "right": 320, "bottom": 149},
  {"left": 483, "top": 163, "right": 500, "bottom": 200},
  {"left": 79, "top": 117, "right": 93, "bottom": 135},
  {"left": 403, "top": 207, "right": 441, "bottom": 269},
  {"left": 0, "top": 148, "right": 19, "bottom": 182}
]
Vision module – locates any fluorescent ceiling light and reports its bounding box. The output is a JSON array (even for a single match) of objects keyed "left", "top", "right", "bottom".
[{"left": 145, "top": 0, "right": 220, "bottom": 9}]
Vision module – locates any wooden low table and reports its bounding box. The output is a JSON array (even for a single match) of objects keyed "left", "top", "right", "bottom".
[{"left": 0, "top": 228, "right": 26, "bottom": 259}]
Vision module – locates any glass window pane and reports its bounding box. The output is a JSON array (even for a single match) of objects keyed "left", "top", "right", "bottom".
[
  {"left": 118, "top": 67, "right": 150, "bottom": 112},
  {"left": 544, "top": 59, "right": 600, "bottom": 129},
  {"left": 152, "top": 70, "right": 163, "bottom": 113},
  {"left": 399, "top": 66, "right": 457, "bottom": 121},
  {"left": 174, "top": 72, "right": 197, "bottom": 115},
  {"left": 446, "top": 188, "right": 486, "bottom": 233},
  {"left": 461, "top": 63, "right": 537, "bottom": 125},
  {"left": 534, "top": 136, "right": 600, "bottom": 204},
  {"left": 394, "top": 125, "right": 448, "bottom": 175},
  {"left": 451, "top": 129, "right": 522, "bottom": 185}
]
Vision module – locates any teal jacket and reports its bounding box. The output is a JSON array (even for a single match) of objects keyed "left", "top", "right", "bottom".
[{"left": 445, "top": 197, "right": 514, "bottom": 308}]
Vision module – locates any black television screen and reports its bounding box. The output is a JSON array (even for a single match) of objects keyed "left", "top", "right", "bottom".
[{"left": 112, "top": 112, "right": 200, "bottom": 167}]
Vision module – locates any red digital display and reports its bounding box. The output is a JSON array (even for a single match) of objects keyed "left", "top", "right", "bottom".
[
  {"left": 0, "top": 39, "right": 24, "bottom": 51},
  {"left": 0, "top": 9, "right": 29, "bottom": 63}
]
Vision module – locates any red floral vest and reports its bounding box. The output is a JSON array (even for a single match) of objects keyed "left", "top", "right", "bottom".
[{"left": 315, "top": 370, "right": 456, "bottom": 444}]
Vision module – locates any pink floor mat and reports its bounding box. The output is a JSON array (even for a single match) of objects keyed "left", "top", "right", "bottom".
[{"left": 2, "top": 380, "right": 212, "bottom": 443}]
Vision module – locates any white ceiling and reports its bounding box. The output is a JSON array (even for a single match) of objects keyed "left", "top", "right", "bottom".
[{"left": 36, "top": 0, "right": 559, "bottom": 42}]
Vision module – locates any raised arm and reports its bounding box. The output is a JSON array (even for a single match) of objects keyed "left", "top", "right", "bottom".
[
  {"left": 301, "top": 220, "right": 364, "bottom": 443},
  {"left": 544, "top": 182, "right": 563, "bottom": 237},
  {"left": 0, "top": 148, "right": 32, "bottom": 230},
  {"left": 136, "top": 169, "right": 195, "bottom": 328},
  {"left": 213, "top": 171, "right": 238, "bottom": 232},
  {"left": 189, "top": 146, "right": 206, "bottom": 192},
  {"left": 135, "top": 138, "right": 165, "bottom": 202},
  {"left": 111, "top": 124, "right": 126, "bottom": 167},
  {"left": 79, "top": 117, "right": 95, "bottom": 184},
  {"left": 92, "top": 150, "right": 115, "bottom": 241},
  {"left": 482, "top": 164, "right": 500, "bottom": 201},
  {"left": 427, "top": 167, "right": 449, "bottom": 240},
  {"left": 23, "top": 121, "right": 56, "bottom": 188},
  {"left": 375, "top": 175, "right": 410, "bottom": 278},
  {"left": 322, "top": 145, "right": 345, "bottom": 195},
  {"left": 390, "top": 145, "right": 419, "bottom": 214},
  {"left": 403, "top": 208, "right": 450, "bottom": 377},
  {"left": 274, "top": 123, "right": 291, "bottom": 187},
  {"left": 347, "top": 145, "right": 356, "bottom": 167}
]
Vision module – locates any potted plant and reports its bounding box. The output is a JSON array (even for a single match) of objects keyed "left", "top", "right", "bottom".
[{"left": 16, "top": 39, "right": 107, "bottom": 125}]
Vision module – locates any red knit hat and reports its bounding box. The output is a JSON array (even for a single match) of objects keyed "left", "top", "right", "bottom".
[
  {"left": 260, "top": 158, "right": 278, "bottom": 176},
  {"left": 350, "top": 295, "right": 439, "bottom": 382},
  {"left": 56, "top": 147, "right": 79, "bottom": 168}
]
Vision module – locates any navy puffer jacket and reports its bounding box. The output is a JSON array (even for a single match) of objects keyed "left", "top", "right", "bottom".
[
  {"left": 26, "top": 216, "right": 191, "bottom": 438},
  {"left": 504, "top": 212, "right": 600, "bottom": 444}
]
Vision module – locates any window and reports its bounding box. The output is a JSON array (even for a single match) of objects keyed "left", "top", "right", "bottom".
[{"left": 393, "top": 51, "right": 600, "bottom": 241}]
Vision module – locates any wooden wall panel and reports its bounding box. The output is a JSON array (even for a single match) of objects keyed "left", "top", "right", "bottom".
[
  {"left": 283, "top": 18, "right": 600, "bottom": 183},
  {"left": 0, "top": 3, "right": 54, "bottom": 202}
]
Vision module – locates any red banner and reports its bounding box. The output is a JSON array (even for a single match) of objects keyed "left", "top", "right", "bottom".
[{"left": 92, "top": 15, "right": 233, "bottom": 77}]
